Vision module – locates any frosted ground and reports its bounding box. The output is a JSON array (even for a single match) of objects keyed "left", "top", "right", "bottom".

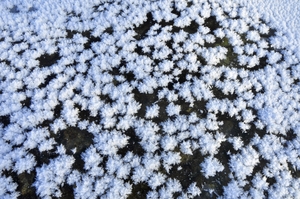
[{"left": 0, "top": 0, "right": 300, "bottom": 198}]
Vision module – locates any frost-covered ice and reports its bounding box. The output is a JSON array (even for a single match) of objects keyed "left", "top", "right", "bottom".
[
  {"left": 0, "top": 0, "right": 300, "bottom": 198},
  {"left": 235, "top": 0, "right": 300, "bottom": 45}
]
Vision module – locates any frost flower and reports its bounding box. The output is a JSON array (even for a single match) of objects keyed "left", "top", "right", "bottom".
[{"left": 201, "top": 156, "right": 224, "bottom": 178}]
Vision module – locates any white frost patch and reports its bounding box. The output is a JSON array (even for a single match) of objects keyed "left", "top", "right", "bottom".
[
  {"left": 201, "top": 156, "right": 224, "bottom": 178},
  {"left": 230, "top": 146, "right": 259, "bottom": 180},
  {"left": 0, "top": 0, "right": 299, "bottom": 198},
  {"left": 34, "top": 155, "right": 74, "bottom": 198},
  {"left": 258, "top": 106, "right": 284, "bottom": 133},
  {"left": 145, "top": 104, "right": 160, "bottom": 119}
]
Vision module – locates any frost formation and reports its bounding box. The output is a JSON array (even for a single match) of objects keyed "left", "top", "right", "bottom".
[{"left": 0, "top": 0, "right": 300, "bottom": 198}]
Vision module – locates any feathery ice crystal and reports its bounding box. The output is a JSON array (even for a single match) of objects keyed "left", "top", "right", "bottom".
[{"left": 0, "top": 0, "right": 300, "bottom": 198}]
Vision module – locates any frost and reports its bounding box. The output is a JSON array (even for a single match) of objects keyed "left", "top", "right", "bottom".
[
  {"left": 201, "top": 156, "right": 224, "bottom": 178},
  {"left": 147, "top": 190, "right": 158, "bottom": 199},
  {"left": 161, "top": 151, "right": 181, "bottom": 173},
  {"left": 94, "top": 130, "right": 128, "bottom": 156},
  {"left": 187, "top": 182, "right": 201, "bottom": 198},
  {"left": 251, "top": 173, "right": 269, "bottom": 191},
  {"left": 199, "top": 132, "right": 225, "bottom": 155},
  {"left": 0, "top": 176, "right": 19, "bottom": 199},
  {"left": 38, "top": 138, "right": 56, "bottom": 152},
  {"left": 180, "top": 141, "right": 193, "bottom": 155},
  {"left": 166, "top": 102, "right": 181, "bottom": 116},
  {"left": 148, "top": 172, "right": 166, "bottom": 190},
  {"left": 161, "top": 135, "right": 178, "bottom": 151},
  {"left": 258, "top": 106, "right": 284, "bottom": 133},
  {"left": 246, "top": 30, "right": 261, "bottom": 42},
  {"left": 14, "top": 153, "right": 36, "bottom": 174},
  {"left": 230, "top": 146, "right": 260, "bottom": 180},
  {"left": 1, "top": 0, "right": 300, "bottom": 198},
  {"left": 267, "top": 51, "right": 282, "bottom": 64},
  {"left": 81, "top": 146, "right": 102, "bottom": 171},
  {"left": 228, "top": 137, "right": 244, "bottom": 151},
  {"left": 132, "top": 165, "right": 150, "bottom": 184},
  {"left": 161, "top": 119, "right": 178, "bottom": 135},
  {"left": 34, "top": 155, "right": 74, "bottom": 198},
  {"left": 223, "top": 180, "right": 244, "bottom": 199},
  {"left": 142, "top": 154, "right": 160, "bottom": 171},
  {"left": 166, "top": 178, "right": 182, "bottom": 193},
  {"left": 145, "top": 104, "right": 160, "bottom": 119}
]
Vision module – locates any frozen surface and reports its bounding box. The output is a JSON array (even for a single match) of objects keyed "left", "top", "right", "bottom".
[
  {"left": 235, "top": 0, "right": 300, "bottom": 45},
  {"left": 0, "top": 0, "right": 300, "bottom": 198}
]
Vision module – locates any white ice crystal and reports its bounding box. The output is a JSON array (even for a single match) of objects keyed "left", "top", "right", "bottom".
[
  {"left": 14, "top": 153, "right": 36, "bottom": 174},
  {"left": 148, "top": 172, "right": 166, "bottom": 190},
  {"left": 222, "top": 180, "right": 244, "bottom": 199},
  {"left": 145, "top": 104, "right": 160, "bottom": 119},
  {"left": 34, "top": 155, "right": 74, "bottom": 198},
  {"left": 161, "top": 151, "right": 181, "bottom": 172},
  {"left": 187, "top": 182, "right": 201, "bottom": 198},
  {"left": 201, "top": 156, "right": 224, "bottom": 178},
  {"left": 229, "top": 146, "right": 260, "bottom": 180},
  {"left": 143, "top": 154, "right": 161, "bottom": 172},
  {"left": 94, "top": 130, "right": 128, "bottom": 156},
  {"left": 0, "top": 176, "right": 19, "bottom": 198},
  {"left": 267, "top": 51, "right": 282, "bottom": 64},
  {"left": 258, "top": 106, "right": 284, "bottom": 133},
  {"left": 132, "top": 165, "right": 150, "bottom": 184},
  {"left": 1, "top": 0, "right": 300, "bottom": 198},
  {"left": 199, "top": 132, "right": 225, "bottom": 155},
  {"left": 161, "top": 135, "right": 178, "bottom": 151},
  {"left": 180, "top": 140, "right": 193, "bottom": 155},
  {"left": 228, "top": 136, "right": 244, "bottom": 151},
  {"left": 246, "top": 30, "right": 261, "bottom": 42},
  {"left": 81, "top": 146, "right": 102, "bottom": 171}
]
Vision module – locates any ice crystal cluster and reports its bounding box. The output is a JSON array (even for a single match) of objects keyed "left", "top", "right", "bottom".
[{"left": 0, "top": 0, "right": 300, "bottom": 198}]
